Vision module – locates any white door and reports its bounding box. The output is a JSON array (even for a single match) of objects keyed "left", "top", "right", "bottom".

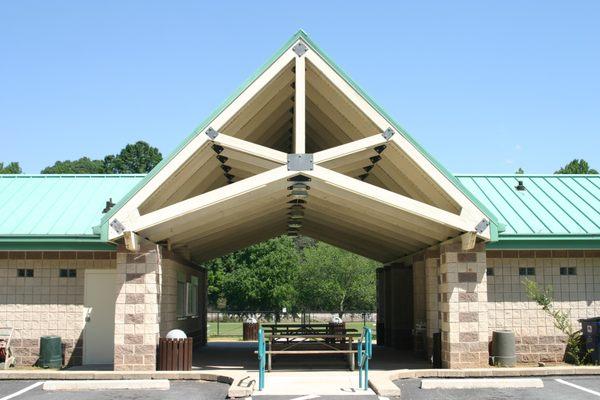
[{"left": 83, "top": 269, "right": 116, "bottom": 365}]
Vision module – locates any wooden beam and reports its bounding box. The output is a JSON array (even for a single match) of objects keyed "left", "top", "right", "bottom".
[
  {"left": 306, "top": 165, "right": 474, "bottom": 233},
  {"left": 313, "top": 133, "right": 390, "bottom": 164},
  {"left": 210, "top": 132, "right": 288, "bottom": 164},
  {"left": 131, "top": 166, "right": 295, "bottom": 235},
  {"left": 294, "top": 52, "right": 306, "bottom": 153}
]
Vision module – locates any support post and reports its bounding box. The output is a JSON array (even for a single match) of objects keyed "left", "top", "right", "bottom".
[
  {"left": 294, "top": 48, "right": 306, "bottom": 153},
  {"left": 114, "top": 234, "right": 161, "bottom": 371},
  {"left": 438, "top": 241, "right": 488, "bottom": 368}
]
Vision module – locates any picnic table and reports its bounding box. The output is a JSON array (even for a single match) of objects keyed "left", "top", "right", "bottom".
[{"left": 260, "top": 323, "right": 360, "bottom": 371}]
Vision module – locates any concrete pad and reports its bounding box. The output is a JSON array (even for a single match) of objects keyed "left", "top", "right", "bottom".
[
  {"left": 42, "top": 379, "right": 170, "bottom": 391},
  {"left": 420, "top": 378, "right": 544, "bottom": 389},
  {"left": 252, "top": 371, "right": 375, "bottom": 396},
  {"left": 368, "top": 372, "right": 401, "bottom": 397}
]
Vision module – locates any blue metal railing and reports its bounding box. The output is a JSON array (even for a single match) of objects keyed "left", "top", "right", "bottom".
[
  {"left": 357, "top": 326, "right": 372, "bottom": 390},
  {"left": 257, "top": 327, "right": 266, "bottom": 391}
]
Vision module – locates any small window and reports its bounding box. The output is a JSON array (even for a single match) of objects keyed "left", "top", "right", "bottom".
[
  {"left": 519, "top": 267, "right": 535, "bottom": 276},
  {"left": 59, "top": 269, "right": 77, "bottom": 278},
  {"left": 560, "top": 267, "right": 577, "bottom": 276},
  {"left": 177, "top": 272, "right": 187, "bottom": 318},
  {"left": 486, "top": 267, "right": 495, "bottom": 276},
  {"left": 17, "top": 269, "right": 34, "bottom": 277}
]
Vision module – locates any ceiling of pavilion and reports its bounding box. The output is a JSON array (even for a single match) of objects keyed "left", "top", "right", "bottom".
[{"left": 107, "top": 32, "right": 492, "bottom": 264}]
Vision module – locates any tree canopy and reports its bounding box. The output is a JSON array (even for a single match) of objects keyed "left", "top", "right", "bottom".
[
  {"left": 204, "top": 235, "right": 380, "bottom": 315},
  {"left": 0, "top": 162, "right": 22, "bottom": 174},
  {"left": 42, "top": 141, "right": 162, "bottom": 174},
  {"left": 555, "top": 159, "right": 598, "bottom": 174}
]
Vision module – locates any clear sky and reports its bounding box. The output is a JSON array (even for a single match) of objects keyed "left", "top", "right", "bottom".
[{"left": 1, "top": 1, "right": 599, "bottom": 174}]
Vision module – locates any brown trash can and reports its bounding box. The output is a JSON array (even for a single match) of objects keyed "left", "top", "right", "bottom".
[
  {"left": 327, "top": 321, "right": 346, "bottom": 344},
  {"left": 158, "top": 338, "right": 193, "bottom": 371},
  {"left": 243, "top": 321, "right": 259, "bottom": 341}
]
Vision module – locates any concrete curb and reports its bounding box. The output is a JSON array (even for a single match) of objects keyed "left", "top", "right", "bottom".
[
  {"left": 43, "top": 379, "right": 170, "bottom": 391},
  {"left": 420, "top": 377, "right": 544, "bottom": 389},
  {"left": 368, "top": 366, "right": 600, "bottom": 397},
  {"left": 0, "top": 370, "right": 253, "bottom": 398}
]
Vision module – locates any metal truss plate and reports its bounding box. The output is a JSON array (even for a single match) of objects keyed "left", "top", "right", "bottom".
[
  {"left": 205, "top": 127, "right": 219, "bottom": 140},
  {"left": 292, "top": 42, "right": 308, "bottom": 57},
  {"left": 475, "top": 219, "right": 490, "bottom": 234},
  {"left": 287, "top": 154, "right": 314, "bottom": 171},
  {"left": 381, "top": 128, "right": 395, "bottom": 140},
  {"left": 110, "top": 218, "right": 126, "bottom": 235}
]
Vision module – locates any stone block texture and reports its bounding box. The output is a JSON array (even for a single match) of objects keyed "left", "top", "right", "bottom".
[
  {"left": 487, "top": 249, "right": 600, "bottom": 364},
  {"left": 439, "top": 242, "right": 488, "bottom": 368},
  {"left": 0, "top": 251, "right": 115, "bottom": 366}
]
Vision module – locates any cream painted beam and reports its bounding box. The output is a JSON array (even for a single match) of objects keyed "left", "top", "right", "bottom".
[
  {"left": 309, "top": 184, "right": 451, "bottom": 240},
  {"left": 313, "top": 133, "right": 391, "bottom": 164},
  {"left": 108, "top": 47, "right": 297, "bottom": 239},
  {"left": 209, "top": 132, "right": 288, "bottom": 164},
  {"left": 129, "top": 166, "right": 295, "bottom": 236},
  {"left": 143, "top": 180, "right": 287, "bottom": 242},
  {"left": 386, "top": 136, "right": 491, "bottom": 239},
  {"left": 306, "top": 166, "right": 475, "bottom": 233},
  {"left": 294, "top": 51, "right": 306, "bottom": 153}
]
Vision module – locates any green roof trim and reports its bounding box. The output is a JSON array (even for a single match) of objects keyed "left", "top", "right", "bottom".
[{"left": 99, "top": 29, "right": 500, "bottom": 235}]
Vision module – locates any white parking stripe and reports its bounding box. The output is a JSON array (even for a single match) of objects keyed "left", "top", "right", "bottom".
[
  {"left": 0, "top": 382, "right": 44, "bottom": 400},
  {"left": 290, "top": 395, "right": 320, "bottom": 400},
  {"left": 555, "top": 379, "right": 600, "bottom": 397}
]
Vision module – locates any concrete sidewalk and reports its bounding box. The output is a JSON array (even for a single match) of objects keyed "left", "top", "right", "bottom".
[{"left": 253, "top": 371, "right": 375, "bottom": 396}]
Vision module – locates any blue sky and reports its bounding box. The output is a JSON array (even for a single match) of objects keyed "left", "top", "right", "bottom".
[{"left": 1, "top": 1, "right": 599, "bottom": 174}]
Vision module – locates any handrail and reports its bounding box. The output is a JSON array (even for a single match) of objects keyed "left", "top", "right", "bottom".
[
  {"left": 357, "top": 326, "right": 372, "bottom": 390},
  {"left": 257, "top": 327, "right": 266, "bottom": 390}
]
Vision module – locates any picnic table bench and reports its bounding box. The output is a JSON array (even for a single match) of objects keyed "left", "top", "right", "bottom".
[{"left": 259, "top": 324, "right": 360, "bottom": 371}]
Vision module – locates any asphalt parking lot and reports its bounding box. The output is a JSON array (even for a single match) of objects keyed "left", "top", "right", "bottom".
[
  {"left": 395, "top": 376, "right": 600, "bottom": 400},
  {"left": 0, "top": 380, "right": 229, "bottom": 400}
]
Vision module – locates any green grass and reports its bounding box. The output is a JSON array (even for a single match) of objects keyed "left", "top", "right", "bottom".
[{"left": 207, "top": 321, "right": 376, "bottom": 339}]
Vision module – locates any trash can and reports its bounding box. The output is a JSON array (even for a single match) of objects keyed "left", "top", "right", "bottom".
[
  {"left": 491, "top": 330, "right": 516, "bottom": 367},
  {"left": 158, "top": 330, "right": 193, "bottom": 371},
  {"left": 580, "top": 317, "right": 600, "bottom": 364},
  {"left": 38, "top": 336, "right": 62, "bottom": 368},
  {"left": 328, "top": 316, "right": 346, "bottom": 344},
  {"left": 243, "top": 318, "right": 258, "bottom": 341}
]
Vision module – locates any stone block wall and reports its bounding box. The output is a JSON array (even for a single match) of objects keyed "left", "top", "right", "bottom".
[
  {"left": 439, "top": 241, "right": 488, "bottom": 368},
  {"left": 487, "top": 249, "right": 600, "bottom": 364},
  {"left": 114, "top": 241, "right": 161, "bottom": 371},
  {"left": 0, "top": 250, "right": 115, "bottom": 366},
  {"left": 159, "top": 250, "right": 207, "bottom": 345}
]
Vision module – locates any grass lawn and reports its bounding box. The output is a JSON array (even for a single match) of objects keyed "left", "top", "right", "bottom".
[{"left": 207, "top": 321, "right": 376, "bottom": 340}]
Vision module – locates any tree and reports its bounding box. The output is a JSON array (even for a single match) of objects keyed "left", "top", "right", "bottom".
[
  {"left": 515, "top": 167, "right": 524, "bottom": 174},
  {"left": 42, "top": 157, "right": 104, "bottom": 174},
  {"left": 41, "top": 141, "right": 163, "bottom": 174},
  {"left": 295, "top": 242, "right": 379, "bottom": 315},
  {"left": 217, "top": 236, "right": 299, "bottom": 316},
  {"left": 0, "top": 162, "right": 22, "bottom": 174},
  {"left": 555, "top": 159, "right": 598, "bottom": 174},
  {"left": 103, "top": 141, "right": 162, "bottom": 173}
]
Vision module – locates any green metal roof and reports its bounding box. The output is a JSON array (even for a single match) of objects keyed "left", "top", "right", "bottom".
[
  {"left": 456, "top": 174, "right": 600, "bottom": 249},
  {"left": 0, "top": 175, "right": 145, "bottom": 241}
]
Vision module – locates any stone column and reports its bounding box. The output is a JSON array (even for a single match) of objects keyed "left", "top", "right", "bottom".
[
  {"left": 424, "top": 248, "right": 440, "bottom": 357},
  {"left": 439, "top": 241, "right": 488, "bottom": 368},
  {"left": 114, "top": 239, "right": 161, "bottom": 371}
]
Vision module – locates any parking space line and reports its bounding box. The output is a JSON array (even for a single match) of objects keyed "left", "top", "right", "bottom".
[
  {"left": 555, "top": 379, "right": 600, "bottom": 397},
  {"left": 0, "top": 382, "right": 44, "bottom": 400},
  {"left": 290, "top": 395, "right": 320, "bottom": 400}
]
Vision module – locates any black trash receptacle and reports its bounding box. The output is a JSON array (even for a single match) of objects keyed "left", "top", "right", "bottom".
[{"left": 580, "top": 317, "right": 600, "bottom": 364}]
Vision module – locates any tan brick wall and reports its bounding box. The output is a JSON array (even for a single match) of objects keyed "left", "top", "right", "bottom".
[
  {"left": 0, "top": 251, "right": 115, "bottom": 366},
  {"left": 159, "top": 252, "right": 207, "bottom": 344},
  {"left": 439, "top": 242, "right": 488, "bottom": 368},
  {"left": 487, "top": 249, "right": 600, "bottom": 363}
]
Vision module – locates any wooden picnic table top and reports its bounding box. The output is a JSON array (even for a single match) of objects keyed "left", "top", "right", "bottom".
[{"left": 265, "top": 333, "right": 361, "bottom": 339}]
